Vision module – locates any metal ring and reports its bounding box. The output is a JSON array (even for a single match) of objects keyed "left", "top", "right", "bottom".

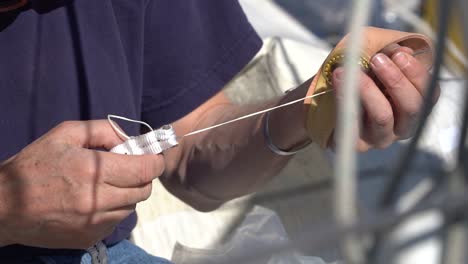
[{"left": 263, "top": 111, "right": 312, "bottom": 156}]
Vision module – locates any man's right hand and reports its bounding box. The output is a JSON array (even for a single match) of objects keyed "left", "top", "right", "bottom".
[{"left": 0, "top": 120, "right": 164, "bottom": 249}]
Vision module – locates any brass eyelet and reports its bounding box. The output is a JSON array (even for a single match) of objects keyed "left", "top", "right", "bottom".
[{"left": 322, "top": 53, "right": 371, "bottom": 86}]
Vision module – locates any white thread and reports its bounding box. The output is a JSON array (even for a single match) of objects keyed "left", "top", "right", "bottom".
[
  {"left": 107, "top": 49, "right": 428, "bottom": 142},
  {"left": 107, "top": 89, "right": 333, "bottom": 154},
  {"left": 107, "top": 115, "right": 154, "bottom": 140},
  {"left": 182, "top": 89, "right": 333, "bottom": 138},
  {"left": 180, "top": 50, "right": 428, "bottom": 139}
]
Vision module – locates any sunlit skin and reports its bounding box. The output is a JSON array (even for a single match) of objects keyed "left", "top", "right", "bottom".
[{"left": 0, "top": 36, "right": 438, "bottom": 249}]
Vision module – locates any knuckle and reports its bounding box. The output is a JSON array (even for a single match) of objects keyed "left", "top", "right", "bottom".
[
  {"left": 404, "top": 104, "right": 421, "bottom": 122},
  {"left": 373, "top": 111, "right": 393, "bottom": 128},
  {"left": 53, "top": 121, "right": 83, "bottom": 144},
  {"left": 58, "top": 121, "right": 80, "bottom": 131},
  {"left": 386, "top": 70, "right": 406, "bottom": 88}
]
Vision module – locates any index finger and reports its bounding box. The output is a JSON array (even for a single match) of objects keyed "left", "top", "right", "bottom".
[
  {"left": 391, "top": 51, "right": 439, "bottom": 101},
  {"left": 84, "top": 150, "right": 166, "bottom": 188}
]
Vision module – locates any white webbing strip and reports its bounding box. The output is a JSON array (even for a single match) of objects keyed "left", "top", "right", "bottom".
[
  {"left": 108, "top": 89, "right": 333, "bottom": 155},
  {"left": 108, "top": 116, "right": 179, "bottom": 155}
]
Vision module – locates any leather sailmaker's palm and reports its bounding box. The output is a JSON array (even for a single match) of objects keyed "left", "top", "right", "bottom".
[{"left": 304, "top": 27, "right": 434, "bottom": 148}]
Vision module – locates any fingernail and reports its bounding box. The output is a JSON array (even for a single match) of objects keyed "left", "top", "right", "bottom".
[
  {"left": 334, "top": 67, "right": 345, "bottom": 81},
  {"left": 393, "top": 52, "right": 409, "bottom": 69},
  {"left": 371, "top": 54, "right": 389, "bottom": 69},
  {"left": 384, "top": 43, "right": 401, "bottom": 53}
]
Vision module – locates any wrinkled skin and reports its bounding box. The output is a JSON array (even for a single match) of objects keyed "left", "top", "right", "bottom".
[
  {"left": 0, "top": 42, "right": 439, "bottom": 250},
  {"left": 0, "top": 120, "right": 165, "bottom": 249},
  {"left": 330, "top": 43, "right": 439, "bottom": 151}
]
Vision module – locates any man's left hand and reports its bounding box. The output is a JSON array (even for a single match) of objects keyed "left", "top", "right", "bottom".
[{"left": 332, "top": 43, "right": 440, "bottom": 152}]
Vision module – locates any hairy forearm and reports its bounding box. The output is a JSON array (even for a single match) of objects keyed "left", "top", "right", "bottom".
[{"left": 161, "top": 80, "right": 311, "bottom": 211}]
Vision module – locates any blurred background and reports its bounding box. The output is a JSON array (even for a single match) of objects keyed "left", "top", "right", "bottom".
[
  {"left": 272, "top": 0, "right": 465, "bottom": 74},
  {"left": 274, "top": 0, "right": 410, "bottom": 42},
  {"left": 133, "top": 1, "right": 467, "bottom": 263}
]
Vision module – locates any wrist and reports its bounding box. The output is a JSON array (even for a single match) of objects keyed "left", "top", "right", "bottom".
[{"left": 268, "top": 82, "right": 310, "bottom": 151}]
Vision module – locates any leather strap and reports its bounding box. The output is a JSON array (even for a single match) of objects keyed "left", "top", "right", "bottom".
[{"left": 304, "top": 27, "right": 434, "bottom": 148}]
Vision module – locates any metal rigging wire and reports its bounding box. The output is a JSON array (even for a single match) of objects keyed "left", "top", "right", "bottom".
[
  {"left": 334, "top": 0, "right": 373, "bottom": 262},
  {"left": 441, "top": 1, "right": 468, "bottom": 263},
  {"left": 224, "top": 184, "right": 468, "bottom": 264},
  {"left": 212, "top": 1, "right": 464, "bottom": 263},
  {"left": 455, "top": 0, "right": 468, "bottom": 174},
  {"left": 365, "top": 0, "right": 454, "bottom": 261},
  {"left": 378, "top": 0, "right": 453, "bottom": 209}
]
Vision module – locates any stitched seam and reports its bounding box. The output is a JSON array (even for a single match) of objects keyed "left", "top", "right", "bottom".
[{"left": 94, "top": 244, "right": 101, "bottom": 264}]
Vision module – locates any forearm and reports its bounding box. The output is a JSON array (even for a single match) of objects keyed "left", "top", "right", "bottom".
[
  {"left": 0, "top": 161, "right": 13, "bottom": 246},
  {"left": 161, "top": 80, "right": 311, "bottom": 211}
]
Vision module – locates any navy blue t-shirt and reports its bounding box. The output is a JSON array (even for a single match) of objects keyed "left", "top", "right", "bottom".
[{"left": 0, "top": 0, "right": 262, "bottom": 257}]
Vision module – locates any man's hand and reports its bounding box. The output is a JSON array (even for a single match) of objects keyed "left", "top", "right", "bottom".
[
  {"left": 331, "top": 43, "right": 440, "bottom": 151},
  {"left": 0, "top": 120, "right": 164, "bottom": 249}
]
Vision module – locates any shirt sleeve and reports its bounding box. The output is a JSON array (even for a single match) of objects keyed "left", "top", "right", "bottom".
[{"left": 141, "top": 0, "right": 262, "bottom": 128}]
